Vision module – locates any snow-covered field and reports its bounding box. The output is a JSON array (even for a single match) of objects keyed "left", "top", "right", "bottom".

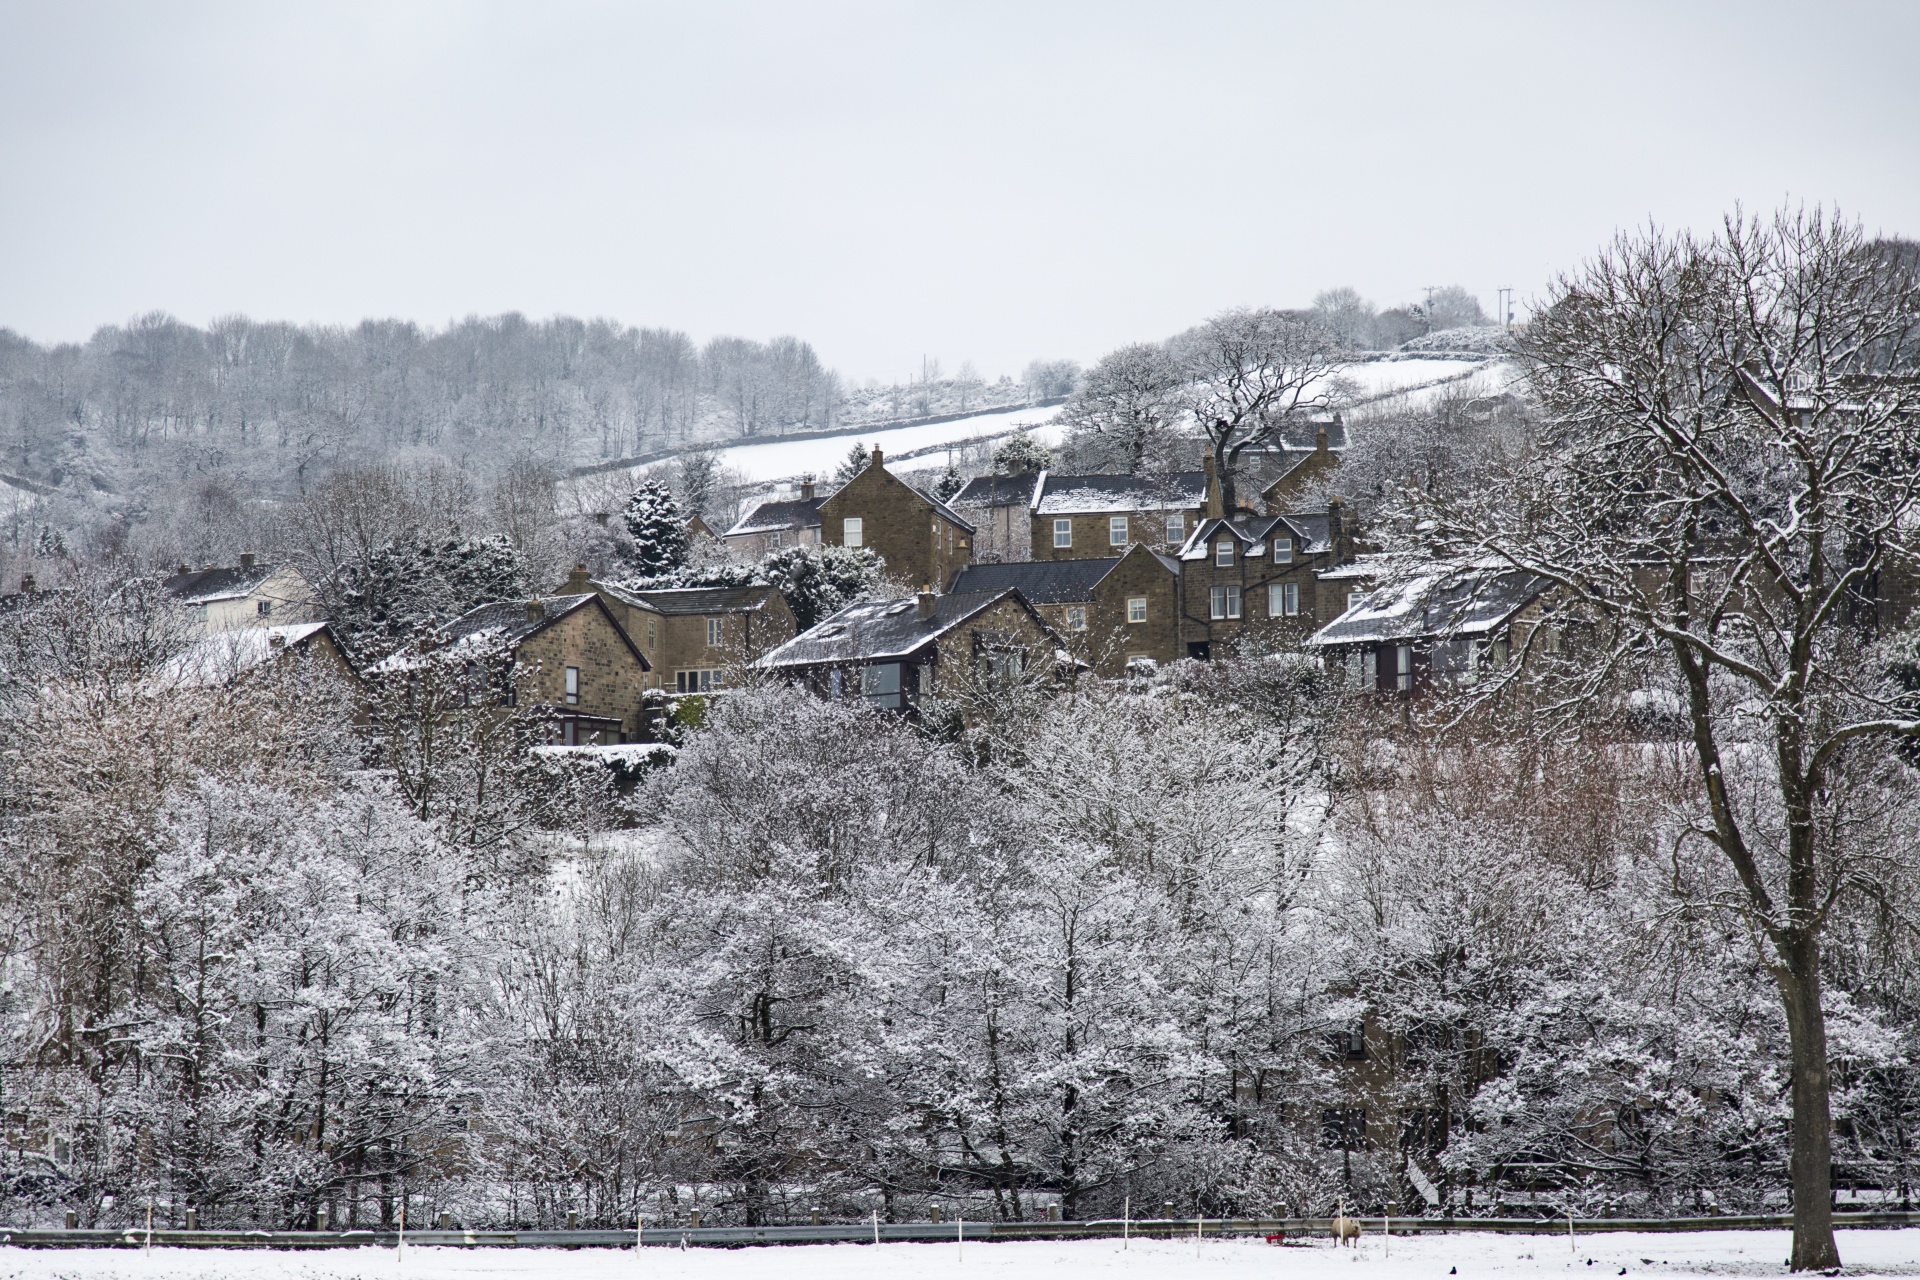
[
  {"left": 708, "top": 403, "right": 1066, "bottom": 485},
  {"left": 5, "top": 1229, "right": 1917, "bottom": 1280}
]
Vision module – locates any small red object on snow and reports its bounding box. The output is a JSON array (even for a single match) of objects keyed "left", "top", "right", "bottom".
[{"left": 1266, "top": 1232, "right": 1286, "bottom": 1245}]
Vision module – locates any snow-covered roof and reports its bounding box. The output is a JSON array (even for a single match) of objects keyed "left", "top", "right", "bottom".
[
  {"left": 369, "top": 593, "right": 611, "bottom": 674},
  {"left": 162, "top": 562, "right": 277, "bottom": 605},
  {"left": 757, "top": 590, "right": 1033, "bottom": 668},
  {"left": 1032, "top": 471, "right": 1208, "bottom": 516},
  {"left": 162, "top": 622, "right": 338, "bottom": 686},
  {"left": 602, "top": 583, "right": 780, "bottom": 616},
  {"left": 725, "top": 495, "right": 827, "bottom": 538},
  {"left": 1308, "top": 568, "right": 1549, "bottom": 648},
  {"left": 951, "top": 473, "right": 1044, "bottom": 509},
  {"left": 1176, "top": 514, "right": 1328, "bottom": 561}
]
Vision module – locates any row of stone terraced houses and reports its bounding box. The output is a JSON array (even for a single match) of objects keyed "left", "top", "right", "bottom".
[{"left": 82, "top": 422, "right": 1580, "bottom": 742}]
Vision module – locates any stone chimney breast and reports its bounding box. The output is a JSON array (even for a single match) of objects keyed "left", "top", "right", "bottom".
[
  {"left": 526, "top": 600, "right": 546, "bottom": 623},
  {"left": 240, "top": 551, "right": 256, "bottom": 570},
  {"left": 800, "top": 474, "right": 815, "bottom": 501}
]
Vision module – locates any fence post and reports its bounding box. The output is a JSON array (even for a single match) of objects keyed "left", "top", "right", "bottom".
[{"left": 1123, "top": 1196, "right": 1130, "bottom": 1250}]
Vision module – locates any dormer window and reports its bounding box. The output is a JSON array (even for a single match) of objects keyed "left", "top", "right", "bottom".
[
  {"left": 1273, "top": 537, "right": 1293, "bottom": 564},
  {"left": 1165, "top": 513, "right": 1185, "bottom": 543},
  {"left": 1109, "top": 516, "right": 1129, "bottom": 547},
  {"left": 1054, "top": 518, "right": 1073, "bottom": 548},
  {"left": 1215, "top": 540, "right": 1235, "bottom": 567}
]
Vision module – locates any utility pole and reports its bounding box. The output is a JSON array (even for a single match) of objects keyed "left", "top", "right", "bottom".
[
  {"left": 1496, "top": 287, "right": 1515, "bottom": 332},
  {"left": 1422, "top": 286, "right": 1440, "bottom": 334}
]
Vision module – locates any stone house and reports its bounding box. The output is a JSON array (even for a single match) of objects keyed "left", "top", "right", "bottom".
[
  {"left": 1174, "top": 497, "right": 1358, "bottom": 659},
  {"left": 724, "top": 476, "right": 828, "bottom": 556},
  {"left": 1028, "top": 470, "right": 1210, "bottom": 562},
  {"left": 164, "top": 620, "right": 360, "bottom": 689},
  {"left": 948, "top": 543, "right": 1182, "bottom": 675},
  {"left": 162, "top": 554, "right": 322, "bottom": 635},
  {"left": 1306, "top": 566, "right": 1554, "bottom": 695},
  {"left": 558, "top": 567, "right": 799, "bottom": 694},
  {"left": 756, "top": 588, "right": 1060, "bottom": 716},
  {"left": 371, "top": 592, "right": 652, "bottom": 744},
  {"left": 949, "top": 472, "right": 1044, "bottom": 563},
  {"left": 818, "top": 447, "right": 975, "bottom": 591},
  {"left": 1260, "top": 420, "right": 1342, "bottom": 512}
]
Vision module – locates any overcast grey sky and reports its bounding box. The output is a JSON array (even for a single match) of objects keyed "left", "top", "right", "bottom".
[{"left": 1, "top": 2, "right": 1915, "bottom": 382}]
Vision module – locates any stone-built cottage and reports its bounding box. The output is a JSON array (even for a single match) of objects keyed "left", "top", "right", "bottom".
[
  {"left": 164, "top": 620, "right": 360, "bottom": 689},
  {"left": 818, "top": 447, "right": 974, "bottom": 591},
  {"left": 371, "top": 592, "right": 652, "bottom": 744},
  {"left": 1175, "top": 493, "right": 1358, "bottom": 659},
  {"left": 557, "top": 567, "right": 799, "bottom": 693},
  {"left": 724, "top": 476, "right": 828, "bottom": 556},
  {"left": 162, "top": 554, "right": 322, "bottom": 635},
  {"left": 948, "top": 543, "right": 1182, "bottom": 674},
  {"left": 949, "top": 472, "right": 1044, "bottom": 563},
  {"left": 757, "top": 588, "right": 1059, "bottom": 715},
  {"left": 1028, "top": 470, "right": 1210, "bottom": 562},
  {"left": 1307, "top": 567, "right": 1553, "bottom": 694}
]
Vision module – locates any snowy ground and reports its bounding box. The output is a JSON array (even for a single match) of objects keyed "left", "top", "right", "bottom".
[
  {"left": 4, "top": 1229, "right": 1917, "bottom": 1280},
  {"left": 708, "top": 402, "right": 1066, "bottom": 485}
]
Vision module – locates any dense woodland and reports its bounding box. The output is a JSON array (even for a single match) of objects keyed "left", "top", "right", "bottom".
[{"left": 3, "top": 215, "right": 1919, "bottom": 1268}]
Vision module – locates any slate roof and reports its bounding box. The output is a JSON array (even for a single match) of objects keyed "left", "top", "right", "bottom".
[
  {"left": 949, "top": 558, "right": 1121, "bottom": 605},
  {"left": 162, "top": 563, "right": 276, "bottom": 604},
  {"left": 1033, "top": 471, "right": 1208, "bottom": 516},
  {"left": 952, "top": 474, "right": 1044, "bottom": 508},
  {"left": 725, "top": 495, "right": 827, "bottom": 538},
  {"left": 757, "top": 590, "right": 1027, "bottom": 668},
  {"left": 1177, "top": 513, "right": 1327, "bottom": 561},
  {"left": 908, "top": 485, "right": 978, "bottom": 533},
  {"left": 1308, "top": 569, "right": 1549, "bottom": 648},
  {"left": 610, "top": 584, "right": 781, "bottom": 616},
  {"left": 369, "top": 593, "right": 607, "bottom": 673}
]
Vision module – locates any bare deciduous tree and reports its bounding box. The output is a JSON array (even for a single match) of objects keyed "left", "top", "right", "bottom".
[{"left": 1422, "top": 206, "right": 1920, "bottom": 1270}]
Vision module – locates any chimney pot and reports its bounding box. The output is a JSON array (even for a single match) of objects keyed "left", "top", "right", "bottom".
[
  {"left": 526, "top": 600, "right": 546, "bottom": 623},
  {"left": 800, "top": 474, "right": 815, "bottom": 501},
  {"left": 916, "top": 590, "right": 937, "bottom": 620},
  {"left": 240, "top": 551, "right": 256, "bottom": 570}
]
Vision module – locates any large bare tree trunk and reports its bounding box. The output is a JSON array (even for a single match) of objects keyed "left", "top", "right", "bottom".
[{"left": 1780, "top": 949, "right": 1840, "bottom": 1271}]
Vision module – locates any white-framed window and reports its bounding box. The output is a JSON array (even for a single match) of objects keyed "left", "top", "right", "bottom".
[
  {"left": 676, "top": 669, "right": 723, "bottom": 693},
  {"left": 1053, "top": 518, "right": 1073, "bottom": 548},
  {"left": 257, "top": 599, "right": 273, "bottom": 617},
  {"left": 1394, "top": 644, "right": 1412, "bottom": 692},
  {"left": 1210, "top": 584, "right": 1242, "bottom": 620},
  {"left": 1269, "top": 581, "right": 1299, "bottom": 617},
  {"left": 843, "top": 516, "right": 864, "bottom": 547},
  {"left": 706, "top": 617, "right": 724, "bottom": 647},
  {"left": 1215, "top": 540, "right": 1235, "bottom": 567},
  {"left": 1066, "top": 605, "right": 1088, "bottom": 631},
  {"left": 1109, "top": 515, "right": 1128, "bottom": 547},
  {"left": 647, "top": 619, "right": 657, "bottom": 648},
  {"left": 564, "top": 666, "right": 580, "bottom": 705},
  {"left": 1273, "top": 537, "right": 1293, "bottom": 564},
  {"left": 1165, "top": 513, "right": 1185, "bottom": 543},
  {"left": 1127, "top": 596, "right": 1148, "bottom": 623},
  {"left": 1348, "top": 591, "right": 1365, "bottom": 612}
]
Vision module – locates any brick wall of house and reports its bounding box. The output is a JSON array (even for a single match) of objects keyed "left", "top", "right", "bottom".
[
  {"left": 1030, "top": 508, "right": 1200, "bottom": 562},
  {"left": 819, "top": 450, "right": 973, "bottom": 590},
  {"left": 1179, "top": 538, "right": 1344, "bottom": 655},
  {"left": 923, "top": 595, "right": 1058, "bottom": 700},
  {"left": 1034, "top": 550, "right": 1183, "bottom": 675},
  {"left": 514, "top": 603, "right": 652, "bottom": 740}
]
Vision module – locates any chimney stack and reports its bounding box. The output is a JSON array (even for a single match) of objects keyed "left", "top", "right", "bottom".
[
  {"left": 564, "top": 564, "right": 593, "bottom": 594},
  {"left": 1327, "top": 497, "right": 1349, "bottom": 563},
  {"left": 870, "top": 445, "right": 884, "bottom": 468},
  {"left": 526, "top": 600, "right": 546, "bottom": 623},
  {"left": 591, "top": 511, "right": 610, "bottom": 528},
  {"left": 18, "top": 573, "right": 33, "bottom": 594},
  {"left": 240, "top": 551, "right": 256, "bottom": 570},
  {"left": 800, "top": 473, "right": 815, "bottom": 501},
  {"left": 269, "top": 632, "right": 287, "bottom": 649},
  {"left": 1202, "top": 456, "right": 1224, "bottom": 519},
  {"left": 916, "top": 590, "right": 937, "bottom": 620}
]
